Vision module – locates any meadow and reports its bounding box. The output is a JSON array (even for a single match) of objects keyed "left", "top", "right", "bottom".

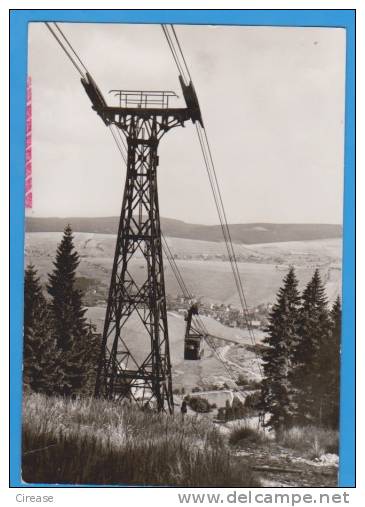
[
  {"left": 25, "top": 233, "right": 342, "bottom": 307},
  {"left": 22, "top": 393, "right": 259, "bottom": 486}
]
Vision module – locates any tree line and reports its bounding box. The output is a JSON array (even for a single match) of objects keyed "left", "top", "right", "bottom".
[
  {"left": 23, "top": 225, "right": 101, "bottom": 396},
  {"left": 23, "top": 225, "right": 341, "bottom": 431},
  {"left": 259, "top": 267, "right": 341, "bottom": 433}
]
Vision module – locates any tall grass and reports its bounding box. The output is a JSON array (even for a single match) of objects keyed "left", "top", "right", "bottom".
[
  {"left": 22, "top": 393, "right": 258, "bottom": 486},
  {"left": 278, "top": 426, "right": 339, "bottom": 459},
  {"left": 228, "top": 421, "right": 269, "bottom": 447}
]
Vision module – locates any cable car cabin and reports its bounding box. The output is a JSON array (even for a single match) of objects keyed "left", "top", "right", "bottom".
[
  {"left": 184, "top": 333, "right": 204, "bottom": 360},
  {"left": 184, "top": 303, "right": 204, "bottom": 360}
]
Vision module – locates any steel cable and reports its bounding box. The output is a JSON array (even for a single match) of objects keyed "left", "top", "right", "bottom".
[
  {"left": 52, "top": 22, "right": 89, "bottom": 75},
  {"left": 45, "top": 21, "right": 255, "bottom": 389},
  {"left": 161, "top": 234, "right": 242, "bottom": 388},
  {"left": 161, "top": 24, "right": 263, "bottom": 378},
  {"left": 45, "top": 22, "right": 86, "bottom": 78},
  {"left": 161, "top": 25, "right": 189, "bottom": 85}
]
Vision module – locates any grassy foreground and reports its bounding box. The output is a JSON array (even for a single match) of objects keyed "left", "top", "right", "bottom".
[
  {"left": 228, "top": 421, "right": 338, "bottom": 461},
  {"left": 22, "top": 393, "right": 258, "bottom": 486}
]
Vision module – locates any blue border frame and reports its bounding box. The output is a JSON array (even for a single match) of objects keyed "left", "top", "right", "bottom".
[{"left": 10, "top": 9, "right": 355, "bottom": 488}]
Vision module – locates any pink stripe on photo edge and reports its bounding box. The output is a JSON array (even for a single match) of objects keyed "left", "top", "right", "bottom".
[
  {"left": 25, "top": 176, "right": 32, "bottom": 193},
  {"left": 26, "top": 163, "right": 32, "bottom": 179},
  {"left": 25, "top": 76, "right": 32, "bottom": 209},
  {"left": 25, "top": 192, "right": 33, "bottom": 209}
]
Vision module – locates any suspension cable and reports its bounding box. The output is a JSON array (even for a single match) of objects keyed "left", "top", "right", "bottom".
[
  {"left": 45, "top": 22, "right": 128, "bottom": 177},
  {"left": 52, "top": 22, "right": 89, "bottom": 75},
  {"left": 108, "top": 125, "right": 127, "bottom": 164},
  {"left": 95, "top": 118, "right": 213, "bottom": 366},
  {"left": 45, "top": 21, "right": 260, "bottom": 387},
  {"left": 112, "top": 123, "right": 128, "bottom": 154},
  {"left": 170, "top": 25, "right": 193, "bottom": 83},
  {"left": 197, "top": 123, "right": 263, "bottom": 376},
  {"left": 161, "top": 24, "right": 263, "bottom": 378},
  {"left": 161, "top": 234, "right": 243, "bottom": 389},
  {"left": 161, "top": 25, "right": 189, "bottom": 85},
  {"left": 45, "top": 22, "right": 86, "bottom": 78}
]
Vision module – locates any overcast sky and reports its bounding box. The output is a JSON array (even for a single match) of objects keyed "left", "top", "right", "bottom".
[{"left": 28, "top": 22, "right": 346, "bottom": 225}]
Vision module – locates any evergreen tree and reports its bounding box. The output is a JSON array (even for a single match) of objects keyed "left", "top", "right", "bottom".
[
  {"left": 291, "top": 269, "right": 331, "bottom": 426},
  {"left": 321, "top": 296, "right": 341, "bottom": 428},
  {"left": 23, "top": 265, "right": 60, "bottom": 394},
  {"left": 47, "top": 225, "right": 87, "bottom": 351},
  {"left": 47, "top": 225, "right": 89, "bottom": 395},
  {"left": 259, "top": 267, "right": 301, "bottom": 433},
  {"left": 80, "top": 322, "right": 102, "bottom": 396}
]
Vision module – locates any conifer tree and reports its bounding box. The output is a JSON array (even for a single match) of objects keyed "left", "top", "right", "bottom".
[
  {"left": 23, "top": 265, "right": 60, "bottom": 394},
  {"left": 259, "top": 267, "right": 300, "bottom": 433},
  {"left": 80, "top": 322, "right": 102, "bottom": 396},
  {"left": 291, "top": 269, "right": 331, "bottom": 426},
  {"left": 47, "top": 225, "right": 87, "bottom": 351},
  {"left": 321, "top": 296, "right": 341, "bottom": 428},
  {"left": 47, "top": 225, "right": 89, "bottom": 395}
]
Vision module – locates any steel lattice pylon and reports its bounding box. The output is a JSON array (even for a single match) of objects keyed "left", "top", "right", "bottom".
[{"left": 84, "top": 80, "right": 203, "bottom": 412}]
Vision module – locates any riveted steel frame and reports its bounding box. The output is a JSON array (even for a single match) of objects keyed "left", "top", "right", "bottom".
[{"left": 95, "top": 107, "right": 189, "bottom": 413}]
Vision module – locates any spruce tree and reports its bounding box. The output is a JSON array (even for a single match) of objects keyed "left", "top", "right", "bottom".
[
  {"left": 47, "top": 225, "right": 87, "bottom": 351},
  {"left": 259, "top": 267, "right": 300, "bottom": 433},
  {"left": 292, "top": 269, "right": 331, "bottom": 426},
  {"left": 23, "top": 265, "right": 60, "bottom": 394},
  {"left": 321, "top": 296, "right": 341, "bottom": 428},
  {"left": 80, "top": 322, "right": 102, "bottom": 396},
  {"left": 47, "top": 225, "right": 89, "bottom": 395}
]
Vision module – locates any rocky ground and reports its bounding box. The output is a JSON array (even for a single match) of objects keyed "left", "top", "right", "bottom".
[{"left": 232, "top": 441, "right": 338, "bottom": 487}]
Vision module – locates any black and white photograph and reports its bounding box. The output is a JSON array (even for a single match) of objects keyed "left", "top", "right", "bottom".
[{"left": 22, "top": 21, "right": 345, "bottom": 487}]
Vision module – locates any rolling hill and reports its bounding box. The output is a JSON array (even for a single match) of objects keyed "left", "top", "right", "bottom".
[
  {"left": 25, "top": 216, "right": 342, "bottom": 245},
  {"left": 25, "top": 232, "right": 342, "bottom": 307}
]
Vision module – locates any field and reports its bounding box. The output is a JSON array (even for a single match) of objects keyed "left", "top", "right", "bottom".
[
  {"left": 25, "top": 232, "right": 342, "bottom": 307},
  {"left": 22, "top": 393, "right": 338, "bottom": 487},
  {"left": 25, "top": 231, "right": 341, "bottom": 393},
  {"left": 22, "top": 392, "right": 258, "bottom": 486}
]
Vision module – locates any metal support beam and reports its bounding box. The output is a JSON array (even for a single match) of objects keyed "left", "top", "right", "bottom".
[
  {"left": 83, "top": 80, "right": 202, "bottom": 413},
  {"left": 94, "top": 106, "right": 191, "bottom": 413}
]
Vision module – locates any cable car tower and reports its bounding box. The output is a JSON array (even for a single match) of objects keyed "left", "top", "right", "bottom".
[{"left": 82, "top": 73, "right": 203, "bottom": 412}]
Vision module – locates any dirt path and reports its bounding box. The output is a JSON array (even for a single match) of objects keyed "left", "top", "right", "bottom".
[{"left": 232, "top": 442, "right": 338, "bottom": 487}]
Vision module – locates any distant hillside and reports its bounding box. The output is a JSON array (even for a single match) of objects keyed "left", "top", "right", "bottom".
[{"left": 26, "top": 217, "right": 342, "bottom": 245}]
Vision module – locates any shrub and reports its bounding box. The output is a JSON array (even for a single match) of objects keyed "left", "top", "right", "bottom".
[
  {"left": 229, "top": 423, "right": 268, "bottom": 447},
  {"left": 236, "top": 375, "right": 261, "bottom": 390},
  {"left": 224, "top": 397, "right": 248, "bottom": 421},
  {"left": 188, "top": 396, "right": 213, "bottom": 413},
  {"left": 236, "top": 374, "right": 248, "bottom": 386},
  {"left": 217, "top": 407, "right": 226, "bottom": 421},
  {"left": 244, "top": 392, "right": 261, "bottom": 410}
]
